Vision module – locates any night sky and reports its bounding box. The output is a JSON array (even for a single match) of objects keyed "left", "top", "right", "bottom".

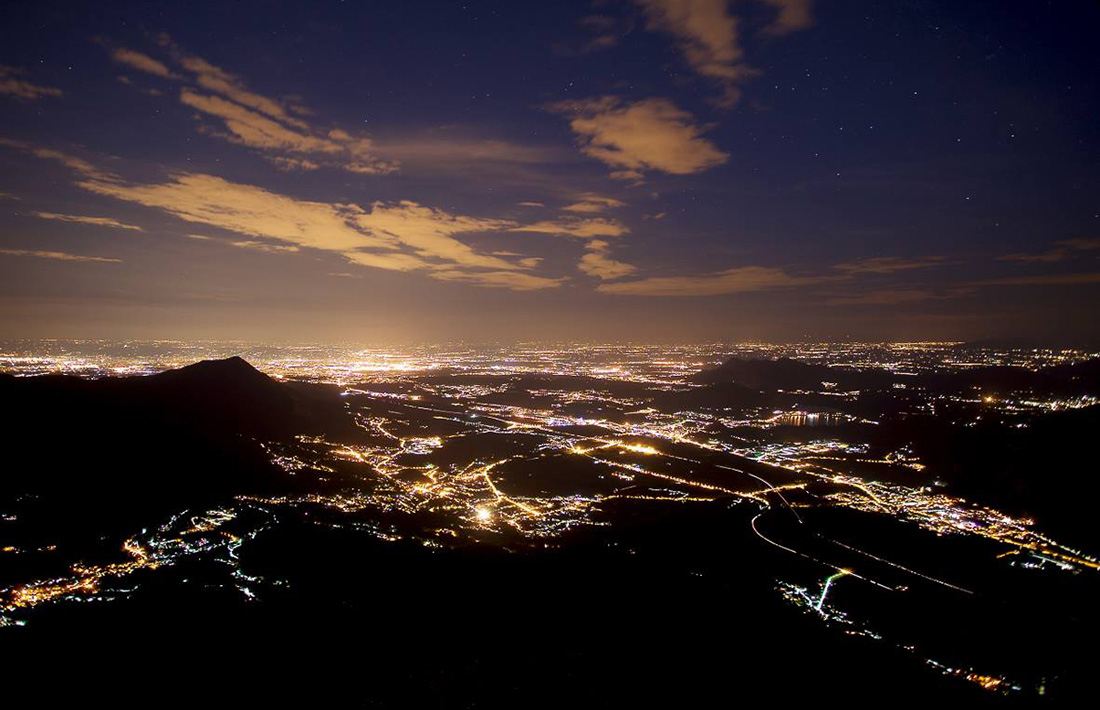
[{"left": 1, "top": 0, "right": 1097, "bottom": 343}]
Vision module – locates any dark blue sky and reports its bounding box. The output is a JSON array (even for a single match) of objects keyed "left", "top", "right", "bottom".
[{"left": 1, "top": 0, "right": 1097, "bottom": 342}]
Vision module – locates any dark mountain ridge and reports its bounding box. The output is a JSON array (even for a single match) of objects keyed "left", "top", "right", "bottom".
[{"left": 0, "top": 357, "right": 364, "bottom": 548}]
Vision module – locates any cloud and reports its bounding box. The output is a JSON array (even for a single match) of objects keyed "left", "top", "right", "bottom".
[
  {"left": 824, "top": 289, "right": 947, "bottom": 306},
  {"left": 997, "top": 249, "right": 1069, "bottom": 264},
  {"left": 555, "top": 14, "right": 636, "bottom": 57},
  {"left": 972, "top": 272, "right": 1100, "bottom": 287},
  {"left": 7, "top": 141, "right": 563, "bottom": 289},
  {"left": 180, "top": 55, "right": 309, "bottom": 129},
  {"left": 0, "top": 249, "right": 120, "bottom": 263},
  {"left": 998, "top": 238, "right": 1100, "bottom": 263},
  {"left": 0, "top": 137, "right": 115, "bottom": 181},
  {"left": 510, "top": 217, "right": 629, "bottom": 240},
  {"left": 342, "top": 250, "right": 428, "bottom": 272},
  {"left": 562, "top": 194, "right": 625, "bottom": 213},
  {"left": 78, "top": 172, "right": 388, "bottom": 252},
  {"left": 268, "top": 156, "right": 321, "bottom": 171},
  {"left": 180, "top": 88, "right": 343, "bottom": 154},
  {"left": 103, "top": 39, "right": 395, "bottom": 175},
  {"left": 578, "top": 240, "right": 637, "bottom": 280},
  {"left": 633, "top": 0, "right": 813, "bottom": 104},
  {"left": 430, "top": 269, "right": 565, "bottom": 291},
  {"left": 598, "top": 265, "right": 812, "bottom": 295},
  {"left": 0, "top": 65, "right": 63, "bottom": 100},
  {"left": 1057, "top": 237, "right": 1100, "bottom": 251},
  {"left": 374, "top": 136, "right": 566, "bottom": 167},
  {"left": 550, "top": 97, "right": 727, "bottom": 178},
  {"left": 228, "top": 240, "right": 300, "bottom": 254},
  {"left": 758, "top": 0, "right": 814, "bottom": 36},
  {"left": 30, "top": 211, "right": 144, "bottom": 231},
  {"left": 107, "top": 48, "right": 176, "bottom": 79},
  {"left": 62, "top": 165, "right": 549, "bottom": 287},
  {"left": 833, "top": 256, "right": 945, "bottom": 274},
  {"left": 354, "top": 200, "right": 522, "bottom": 271},
  {"left": 635, "top": 1, "right": 751, "bottom": 81}
]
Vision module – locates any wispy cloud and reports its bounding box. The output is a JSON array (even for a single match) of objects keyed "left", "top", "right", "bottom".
[
  {"left": 633, "top": 0, "right": 813, "bottom": 105},
  {"left": 106, "top": 47, "right": 176, "bottom": 79},
  {"left": 562, "top": 194, "right": 625, "bottom": 213},
  {"left": 549, "top": 96, "right": 727, "bottom": 180},
  {"left": 833, "top": 256, "right": 945, "bottom": 274},
  {"left": 430, "top": 269, "right": 564, "bottom": 291},
  {"left": 758, "top": 0, "right": 814, "bottom": 36},
  {"left": 228, "top": 240, "right": 300, "bottom": 254},
  {"left": 0, "top": 137, "right": 115, "bottom": 181},
  {"left": 103, "top": 37, "right": 395, "bottom": 175},
  {"left": 824, "top": 288, "right": 953, "bottom": 306},
  {"left": 0, "top": 65, "right": 63, "bottom": 100},
  {"left": 598, "top": 265, "right": 813, "bottom": 296},
  {"left": 0, "top": 249, "right": 120, "bottom": 263},
  {"left": 998, "top": 238, "right": 1100, "bottom": 263},
  {"left": 1057, "top": 237, "right": 1100, "bottom": 251},
  {"left": 554, "top": 14, "right": 635, "bottom": 57},
  {"left": 972, "top": 272, "right": 1100, "bottom": 287},
  {"left": 30, "top": 211, "right": 144, "bottom": 231},
  {"left": 510, "top": 217, "right": 629, "bottom": 240}
]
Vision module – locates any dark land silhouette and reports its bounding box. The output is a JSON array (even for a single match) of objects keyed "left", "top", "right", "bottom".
[{"left": 1, "top": 356, "right": 1096, "bottom": 706}]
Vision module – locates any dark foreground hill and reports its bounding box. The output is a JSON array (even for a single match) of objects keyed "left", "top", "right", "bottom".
[{"left": 0, "top": 357, "right": 366, "bottom": 549}]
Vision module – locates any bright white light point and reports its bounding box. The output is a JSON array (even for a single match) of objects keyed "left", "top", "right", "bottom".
[{"left": 476, "top": 508, "right": 492, "bottom": 522}]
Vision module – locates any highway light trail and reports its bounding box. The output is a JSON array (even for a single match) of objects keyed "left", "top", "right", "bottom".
[{"left": 816, "top": 570, "right": 851, "bottom": 612}]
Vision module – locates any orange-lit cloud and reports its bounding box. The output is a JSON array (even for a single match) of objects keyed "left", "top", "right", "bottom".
[
  {"left": 550, "top": 97, "right": 727, "bottom": 178},
  {"left": 511, "top": 217, "right": 629, "bottom": 240},
  {"left": 30, "top": 211, "right": 144, "bottom": 231},
  {"left": 998, "top": 238, "right": 1100, "bottom": 264},
  {"left": 972, "top": 272, "right": 1100, "bottom": 287},
  {"left": 0, "top": 65, "right": 63, "bottom": 100},
  {"left": 430, "top": 269, "right": 564, "bottom": 290},
  {"left": 0, "top": 249, "right": 120, "bottom": 263},
  {"left": 67, "top": 168, "right": 548, "bottom": 288},
  {"left": 78, "top": 172, "right": 388, "bottom": 252},
  {"left": 824, "top": 289, "right": 948, "bottom": 306},
  {"left": 633, "top": 0, "right": 813, "bottom": 105},
  {"left": 179, "top": 54, "right": 309, "bottom": 129},
  {"left": 578, "top": 240, "right": 637, "bottom": 280},
  {"left": 228, "top": 240, "right": 301, "bottom": 254},
  {"left": 635, "top": 0, "right": 753, "bottom": 104},
  {"left": 107, "top": 48, "right": 176, "bottom": 79},
  {"left": 180, "top": 89, "right": 341, "bottom": 154},
  {"left": 833, "top": 256, "right": 945, "bottom": 274},
  {"left": 562, "top": 194, "right": 625, "bottom": 213},
  {"left": 759, "top": 0, "right": 814, "bottom": 36},
  {"left": 354, "top": 200, "right": 522, "bottom": 271},
  {"left": 104, "top": 39, "right": 395, "bottom": 176},
  {"left": 0, "top": 138, "right": 115, "bottom": 181},
  {"left": 598, "top": 265, "right": 812, "bottom": 295}
]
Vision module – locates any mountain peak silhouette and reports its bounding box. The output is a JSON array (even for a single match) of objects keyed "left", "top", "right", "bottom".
[{"left": 150, "top": 355, "right": 273, "bottom": 388}]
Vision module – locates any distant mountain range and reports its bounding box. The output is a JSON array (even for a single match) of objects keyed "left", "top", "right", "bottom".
[{"left": 692, "top": 355, "right": 1100, "bottom": 395}]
